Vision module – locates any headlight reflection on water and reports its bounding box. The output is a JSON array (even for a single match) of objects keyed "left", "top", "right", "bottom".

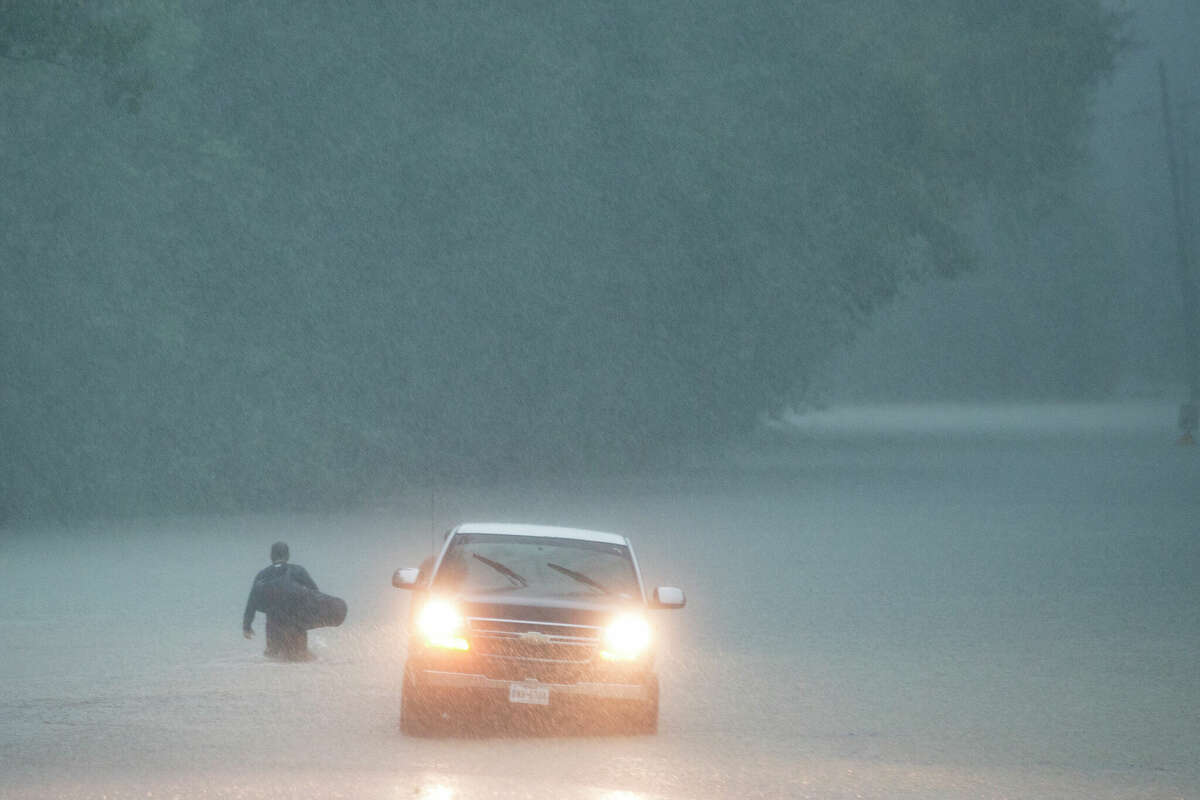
[
  {"left": 402, "top": 779, "right": 455, "bottom": 800},
  {"left": 399, "top": 783, "right": 650, "bottom": 800}
]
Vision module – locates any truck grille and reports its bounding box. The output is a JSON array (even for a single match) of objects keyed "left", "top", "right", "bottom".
[{"left": 467, "top": 617, "right": 600, "bottom": 666}]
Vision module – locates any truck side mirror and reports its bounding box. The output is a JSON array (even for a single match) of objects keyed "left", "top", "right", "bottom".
[
  {"left": 650, "top": 586, "right": 686, "bottom": 609},
  {"left": 392, "top": 567, "right": 421, "bottom": 589}
]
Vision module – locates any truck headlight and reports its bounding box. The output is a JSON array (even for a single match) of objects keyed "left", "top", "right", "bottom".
[
  {"left": 601, "top": 614, "right": 651, "bottom": 661},
  {"left": 417, "top": 598, "right": 469, "bottom": 651}
]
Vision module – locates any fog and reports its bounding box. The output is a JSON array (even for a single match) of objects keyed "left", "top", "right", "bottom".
[
  {"left": 2, "top": 1, "right": 1199, "bottom": 798},
  {"left": 3, "top": 403, "right": 1197, "bottom": 798},
  {"left": 0, "top": 1, "right": 1141, "bottom": 520},
  {"left": 821, "top": 0, "right": 1200, "bottom": 404}
]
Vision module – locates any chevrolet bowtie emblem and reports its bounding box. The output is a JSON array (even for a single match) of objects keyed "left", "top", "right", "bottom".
[{"left": 518, "top": 632, "right": 552, "bottom": 646}]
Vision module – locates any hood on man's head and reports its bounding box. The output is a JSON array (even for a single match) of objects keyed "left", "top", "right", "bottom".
[{"left": 270, "top": 541, "right": 289, "bottom": 563}]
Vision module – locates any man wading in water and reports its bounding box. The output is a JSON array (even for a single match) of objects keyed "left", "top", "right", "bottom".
[{"left": 242, "top": 541, "right": 320, "bottom": 661}]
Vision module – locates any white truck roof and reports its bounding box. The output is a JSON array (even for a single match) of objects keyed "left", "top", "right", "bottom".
[{"left": 454, "top": 522, "right": 629, "bottom": 546}]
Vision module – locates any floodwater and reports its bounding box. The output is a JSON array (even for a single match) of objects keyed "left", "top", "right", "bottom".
[{"left": 1, "top": 402, "right": 1197, "bottom": 799}]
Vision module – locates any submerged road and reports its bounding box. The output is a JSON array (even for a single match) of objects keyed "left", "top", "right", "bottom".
[{"left": 2, "top": 403, "right": 1197, "bottom": 799}]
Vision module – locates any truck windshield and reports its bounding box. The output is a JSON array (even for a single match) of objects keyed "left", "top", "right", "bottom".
[{"left": 432, "top": 534, "right": 640, "bottom": 600}]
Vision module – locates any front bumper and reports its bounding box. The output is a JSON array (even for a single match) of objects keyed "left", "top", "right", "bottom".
[{"left": 419, "top": 668, "right": 652, "bottom": 701}]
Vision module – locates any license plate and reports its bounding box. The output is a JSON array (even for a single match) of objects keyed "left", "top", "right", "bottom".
[{"left": 509, "top": 682, "right": 550, "bottom": 705}]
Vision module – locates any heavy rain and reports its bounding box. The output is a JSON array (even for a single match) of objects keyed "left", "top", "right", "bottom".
[{"left": 1, "top": 2, "right": 1198, "bottom": 799}]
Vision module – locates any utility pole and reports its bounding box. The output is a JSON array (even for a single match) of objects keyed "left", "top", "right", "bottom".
[{"left": 1159, "top": 60, "right": 1198, "bottom": 444}]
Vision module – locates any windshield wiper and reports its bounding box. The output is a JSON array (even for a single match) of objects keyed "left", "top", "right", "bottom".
[
  {"left": 472, "top": 553, "right": 528, "bottom": 587},
  {"left": 546, "top": 562, "right": 611, "bottom": 595}
]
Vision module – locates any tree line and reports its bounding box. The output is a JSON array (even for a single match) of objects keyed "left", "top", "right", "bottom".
[{"left": 1, "top": 1, "right": 1125, "bottom": 520}]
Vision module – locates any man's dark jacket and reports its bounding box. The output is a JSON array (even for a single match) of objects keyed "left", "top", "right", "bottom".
[{"left": 242, "top": 562, "right": 319, "bottom": 632}]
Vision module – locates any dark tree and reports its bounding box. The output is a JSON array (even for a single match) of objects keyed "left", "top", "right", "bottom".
[{"left": 0, "top": 1, "right": 1126, "bottom": 519}]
